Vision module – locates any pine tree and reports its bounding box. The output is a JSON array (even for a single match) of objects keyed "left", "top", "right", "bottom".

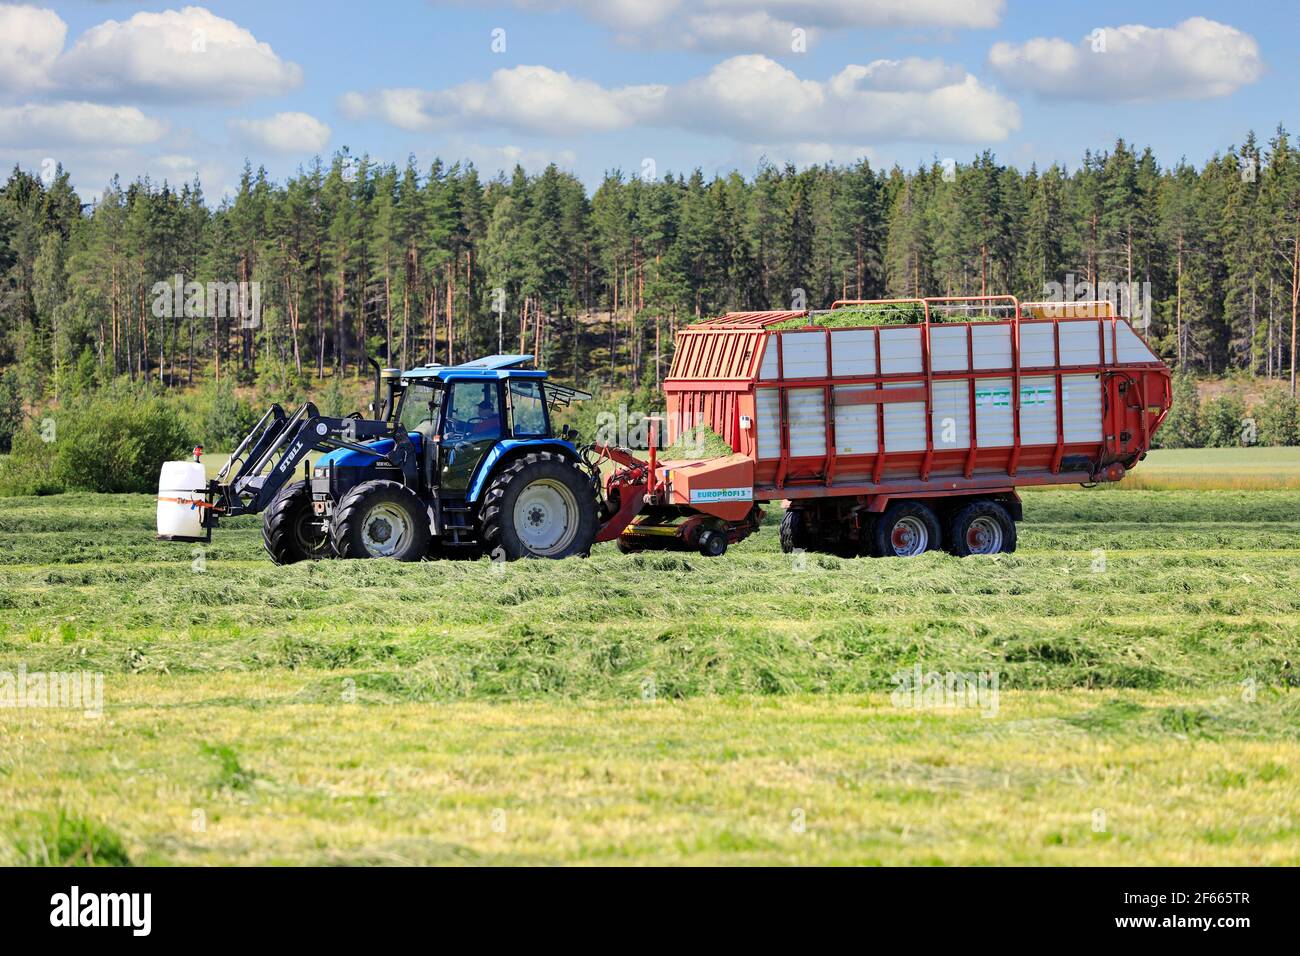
[
  {"left": 885, "top": 170, "right": 931, "bottom": 297},
  {"left": 1264, "top": 126, "right": 1300, "bottom": 393},
  {"left": 1221, "top": 133, "right": 1266, "bottom": 372},
  {"left": 1020, "top": 164, "right": 1066, "bottom": 300},
  {"left": 1159, "top": 161, "right": 1202, "bottom": 367},
  {"left": 3, "top": 127, "right": 1300, "bottom": 402},
  {"left": 831, "top": 159, "right": 884, "bottom": 300}
]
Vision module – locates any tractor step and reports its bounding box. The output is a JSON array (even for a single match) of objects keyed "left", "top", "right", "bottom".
[{"left": 437, "top": 498, "right": 478, "bottom": 545}]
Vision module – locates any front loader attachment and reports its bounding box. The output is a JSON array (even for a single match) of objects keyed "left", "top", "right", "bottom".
[
  {"left": 157, "top": 400, "right": 415, "bottom": 542},
  {"left": 217, "top": 402, "right": 296, "bottom": 498}
]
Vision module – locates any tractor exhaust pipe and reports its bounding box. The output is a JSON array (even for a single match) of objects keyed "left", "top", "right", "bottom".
[{"left": 368, "top": 357, "right": 382, "bottom": 419}]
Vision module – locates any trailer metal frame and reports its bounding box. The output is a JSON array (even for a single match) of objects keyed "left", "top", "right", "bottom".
[{"left": 664, "top": 295, "right": 1171, "bottom": 503}]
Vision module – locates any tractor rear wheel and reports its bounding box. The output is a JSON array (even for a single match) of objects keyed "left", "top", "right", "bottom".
[
  {"left": 870, "top": 501, "right": 941, "bottom": 558},
  {"left": 263, "top": 479, "right": 330, "bottom": 565},
  {"left": 330, "top": 479, "right": 431, "bottom": 561},
  {"left": 946, "top": 500, "right": 1016, "bottom": 556},
  {"left": 479, "top": 451, "right": 597, "bottom": 560}
]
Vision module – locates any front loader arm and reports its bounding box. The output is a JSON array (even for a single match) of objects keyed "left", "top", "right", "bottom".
[{"left": 213, "top": 402, "right": 406, "bottom": 518}]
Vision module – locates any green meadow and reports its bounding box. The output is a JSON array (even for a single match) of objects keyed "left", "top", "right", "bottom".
[{"left": 1, "top": 456, "right": 1298, "bottom": 864}]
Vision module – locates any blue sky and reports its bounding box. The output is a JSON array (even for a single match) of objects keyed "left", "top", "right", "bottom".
[{"left": 1, "top": 1, "right": 1296, "bottom": 199}]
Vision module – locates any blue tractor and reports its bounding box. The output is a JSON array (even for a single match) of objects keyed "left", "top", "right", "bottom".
[{"left": 184, "top": 356, "right": 607, "bottom": 563}]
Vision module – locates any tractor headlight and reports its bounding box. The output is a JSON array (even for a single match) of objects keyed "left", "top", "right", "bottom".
[{"left": 313, "top": 467, "right": 327, "bottom": 478}]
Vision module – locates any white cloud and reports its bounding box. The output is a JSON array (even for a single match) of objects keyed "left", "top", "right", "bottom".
[
  {"left": 0, "top": 4, "right": 302, "bottom": 104},
  {"left": 850, "top": 57, "right": 968, "bottom": 93},
  {"left": 0, "top": 101, "right": 167, "bottom": 147},
  {"left": 340, "top": 66, "right": 666, "bottom": 136},
  {"left": 343, "top": 55, "right": 1018, "bottom": 145},
  {"left": 988, "top": 17, "right": 1263, "bottom": 101},
  {"left": 667, "top": 56, "right": 1019, "bottom": 142},
  {"left": 58, "top": 6, "right": 303, "bottom": 103},
  {"left": 0, "top": 4, "right": 65, "bottom": 93},
  {"left": 230, "top": 112, "right": 331, "bottom": 154},
  {"left": 141, "top": 153, "right": 229, "bottom": 190},
  {"left": 435, "top": 0, "right": 1003, "bottom": 51},
  {"left": 455, "top": 142, "right": 579, "bottom": 174}
]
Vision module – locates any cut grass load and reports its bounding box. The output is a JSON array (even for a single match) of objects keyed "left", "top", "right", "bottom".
[
  {"left": 769, "top": 303, "right": 1008, "bottom": 329},
  {"left": 661, "top": 423, "right": 734, "bottom": 460}
]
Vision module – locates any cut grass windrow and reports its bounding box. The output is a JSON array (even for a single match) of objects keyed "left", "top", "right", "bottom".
[{"left": 2, "top": 475, "right": 1299, "bottom": 865}]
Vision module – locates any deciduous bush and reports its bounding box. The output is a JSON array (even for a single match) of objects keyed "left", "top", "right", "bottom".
[
  {"left": 1201, "top": 394, "right": 1249, "bottom": 447},
  {"left": 1251, "top": 386, "right": 1299, "bottom": 447},
  {"left": 0, "top": 393, "right": 192, "bottom": 495},
  {"left": 1158, "top": 374, "right": 1204, "bottom": 448},
  {"left": 188, "top": 381, "right": 258, "bottom": 452}
]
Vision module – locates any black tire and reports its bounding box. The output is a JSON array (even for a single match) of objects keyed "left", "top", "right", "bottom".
[
  {"left": 779, "top": 508, "right": 809, "bottom": 553},
  {"left": 479, "top": 451, "right": 598, "bottom": 560},
  {"left": 946, "top": 500, "right": 1016, "bottom": 556},
  {"left": 262, "top": 479, "right": 330, "bottom": 565},
  {"left": 329, "top": 479, "right": 431, "bottom": 561},
  {"left": 698, "top": 529, "right": 727, "bottom": 557},
  {"left": 870, "top": 501, "right": 941, "bottom": 558}
]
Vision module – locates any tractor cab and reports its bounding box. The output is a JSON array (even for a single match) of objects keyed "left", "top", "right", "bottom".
[{"left": 395, "top": 356, "right": 556, "bottom": 498}]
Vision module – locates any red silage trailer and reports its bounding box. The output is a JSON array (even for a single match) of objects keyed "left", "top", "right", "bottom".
[{"left": 603, "top": 295, "right": 1171, "bottom": 558}]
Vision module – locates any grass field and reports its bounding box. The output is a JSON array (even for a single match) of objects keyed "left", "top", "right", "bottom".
[
  {"left": 1113, "top": 447, "right": 1300, "bottom": 490},
  {"left": 1, "top": 459, "right": 1299, "bottom": 864}
]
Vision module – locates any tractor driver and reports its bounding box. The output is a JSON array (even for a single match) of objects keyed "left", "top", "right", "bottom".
[{"left": 470, "top": 398, "right": 501, "bottom": 438}]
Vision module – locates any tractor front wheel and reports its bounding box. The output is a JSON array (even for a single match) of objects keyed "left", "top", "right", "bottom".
[
  {"left": 263, "top": 479, "right": 330, "bottom": 565},
  {"left": 480, "top": 452, "right": 598, "bottom": 560},
  {"left": 330, "top": 480, "right": 431, "bottom": 561}
]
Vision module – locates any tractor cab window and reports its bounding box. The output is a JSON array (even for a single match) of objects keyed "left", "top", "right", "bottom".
[
  {"left": 509, "top": 380, "right": 548, "bottom": 437},
  {"left": 445, "top": 382, "right": 502, "bottom": 442},
  {"left": 399, "top": 382, "right": 441, "bottom": 438}
]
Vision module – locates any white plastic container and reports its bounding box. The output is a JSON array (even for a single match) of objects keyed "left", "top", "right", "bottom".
[{"left": 157, "top": 460, "right": 208, "bottom": 540}]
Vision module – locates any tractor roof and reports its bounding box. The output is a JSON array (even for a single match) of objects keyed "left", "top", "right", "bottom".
[{"left": 401, "top": 354, "right": 546, "bottom": 381}]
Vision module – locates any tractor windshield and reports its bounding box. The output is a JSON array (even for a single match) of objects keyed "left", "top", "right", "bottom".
[{"left": 399, "top": 382, "right": 442, "bottom": 437}]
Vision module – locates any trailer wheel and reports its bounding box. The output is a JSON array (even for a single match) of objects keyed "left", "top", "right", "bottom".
[
  {"left": 697, "top": 529, "right": 727, "bottom": 558},
  {"left": 479, "top": 451, "right": 598, "bottom": 560},
  {"left": 946, "top": 500, "right": 1016, "bottom": 556},
  {"left": 262, "top": 479, "right": 330, "bottom": 564},
  {"left": 871, "top": 502, "right": 941, "bottom": 558},
  {"left": 330, "top": 479, "right": 431, "bottom": 561},
  {"left": 779, "top": 508, "right": 809, "bottom": 554}
]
